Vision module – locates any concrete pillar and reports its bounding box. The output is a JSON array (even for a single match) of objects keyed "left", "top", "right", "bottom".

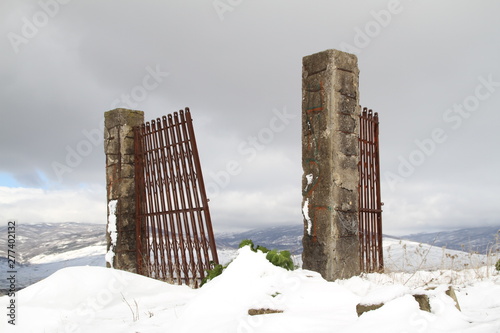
[
  {"left": 301, "top": 49, "right": 361, "bottom": 281},
  {"left": 104, "top": 108, "right": 144, "bottom": 272}
]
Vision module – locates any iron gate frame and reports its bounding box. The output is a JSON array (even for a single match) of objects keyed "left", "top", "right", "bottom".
[
  {"left": 358, "top": 107, "right": 384, "bottom": 273},
  {"left": 134, "top": 108, "right": 218, "bottom": 287}
]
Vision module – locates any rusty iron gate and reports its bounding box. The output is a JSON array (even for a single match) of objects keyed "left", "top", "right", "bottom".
[
  {"left": 134, "top": 108, "right": 218, "bottom": 287},
  {"left": 358, "top": 107, "right": 384, "bottom": 272}
]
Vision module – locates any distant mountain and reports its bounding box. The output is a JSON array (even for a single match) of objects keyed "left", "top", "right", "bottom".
[
  {"left": 216, "top": 224, "right": 303, "bottom": 254},
  {"left": 2, "top": 222, "right": 497, "bottom": 261},
  {"left": 0, "top": 222, "right": 106, "bottom": 295},
  {"left": 400, "top": 226, "right": 500, "bottom": 255},
  {"left": 216, "top": 224, "right": 500, "bottom": 255},
  {"left": 0, "top": 222, "right": 105, "bottom": 263},
  {"left": 1, "top": 222, "right": 498, "bottom": 295}
]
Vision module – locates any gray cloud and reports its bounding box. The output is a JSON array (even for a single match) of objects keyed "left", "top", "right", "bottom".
[{"left": 1, "top": 0, "right": 499, "bottom": 233}]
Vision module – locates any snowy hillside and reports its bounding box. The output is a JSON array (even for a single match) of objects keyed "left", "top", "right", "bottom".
[
  {"left": 1, "top": 246, "right": 499, "bottom": 332},
  {"left": 1, "top": 223, "right": 499, "bottom": 295},
  {"left": 401, "top": 226, "right": 500, "bottom": 254},
  {"left": 217, "top": 225, "right": 304, "bottom": 253},
  {"left": 0, "top": 223, "right": 106, "bottom": 294},
  {"left": 383, "top": 237, "right": 499, "bottom": 273},
  {"left": 217, "top": 224, "right": 500, "bottom": 254},
  {"left": 0, "top": 222, "right": 105, "bottom": 263}
]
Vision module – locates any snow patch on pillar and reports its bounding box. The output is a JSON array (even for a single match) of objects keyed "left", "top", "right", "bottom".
[
  {"left": 105, "top": 199, "right": 118, "bottom": 268},
  {"left": 302, "top": 198, "right": 312, "bottom": 236}
]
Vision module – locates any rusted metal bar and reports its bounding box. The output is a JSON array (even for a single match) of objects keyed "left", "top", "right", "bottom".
[
  {"left": 358, "top": 107, "right": 366, "bottom": 271},
  {"left": 164, "top": 114, "right": 185, "bottom": 283},
  {"left": 373, "top": 112, "right": 384, "bottom": 270},
  {"left": 358, "top": 107, "right": 383, "bottom": 273},
  {"left": 146, "top": 121, "right": 160, "bottom": 277},
  {"left": 153, "top": 119, "right": 171, "bottom": 280},
  {"left": 145, "top": 121, "right": 160, "bottom": 278},
  {"left": 369, "top": 109, "right": 376, "bottom": 271},
  {"left": 155, "top": 118, "right": 174, "bottom": 280},
  {"left": 174, "top": 111, "right": 198, "bottom": 284},
  {"left": 176, "top": 110, "right": 205, "bottom": 283},
  {"left": 368, "top": 110, "right": 374, "bottom": 271},
  {"left": 161, "top": 115, "right": 182, "bottom": 283},
  {"left": 184, "top": 109, "right": 219, "bottom": 266},
  {"left": 134, "top": 108, "right": 218, "bottom": 287},
  {"left": 134, "top": 125, "right": 146, "bottom": 275},
  {"left": 167, "top": 113, "right": 191, "bottom": 284}
]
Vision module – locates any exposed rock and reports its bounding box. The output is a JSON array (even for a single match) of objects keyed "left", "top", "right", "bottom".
[
  {"left": 248, "top": 308, "right": 284, "bottom": 316},
  {"left": 445, "top": 286, "right": 461, "bottom": 311},
  {"left": 357, "top": 286, "right": 461, "bottom": 317},
  {"left": 356, "top": 303, "right": 384, "bottom": 316},
  {"left": 412, "top": 294, "right": 431, "bottom": 312}
]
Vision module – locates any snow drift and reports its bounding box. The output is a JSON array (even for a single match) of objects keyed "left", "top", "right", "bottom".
[{"left": 1, "top": 246, "right": 500, "bottom": 332}]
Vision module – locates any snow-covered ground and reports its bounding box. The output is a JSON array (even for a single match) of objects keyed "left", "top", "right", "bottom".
[
  {"left": 383, "top": 237, "right": 498, "bottom": 273},
  {"left": 28, "top": 245, "right": 106, "bottom": 265},
  {"left": 1, "top": 243, "right": 500, "bottom": 333}
]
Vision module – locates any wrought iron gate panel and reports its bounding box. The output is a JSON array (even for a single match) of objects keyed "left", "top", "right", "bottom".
[
  {"left": 134, "top": 108, "right": 218, "bottom": 287},
  {"left": 358, "top": 107, "right": 383, "bottom": 272}
]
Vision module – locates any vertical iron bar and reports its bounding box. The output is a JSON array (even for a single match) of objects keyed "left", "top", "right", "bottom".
[
  {"left": 166, "top": 113, "right": 189, "bottom": 285},
  {"left": 358, "top": 108, "right": 366, "bottom": 272},
  {"left": 185, "top": 108, "right": 219, "bottom": 267},
  {"left": 144, "top": 124, "right": 153, "bottom": 277},
  {"left": 366, "top": 110, "right": 373, "bottom": 271},
  {"left": 177, "top": 110, "right": 205, "bottom": 284},
  {"left": 369, "top": 112, "right": 376, "bottom": 271},
  {"left": 172, "top": 111, "right": 197, "bottom": 285},
  {"left": 156, "top": 117, "right": 175, "bottom": 281},
  {"left": 133, "top": 108, "right": 218, "bottom": 287},
  {"left": 374, "top": 113, "right": 384, "bottom": 271},
  {"left": 162, "top": 115, "right": 182, "bottom": 283},
  {"left": 134, "top": 125, "right": 145, "bottom": 275},
  {"left": 142, "top": 122, "right": 155, "bottom": 276},
  {"left": 366, "top": 108, "right": 373, "bottom": 272},
  {"left": 362, "top": 107, "right": 370, "bottom": 272},
  {"left": 145, "top": 121, "right": 161, "bottom": 278},
  {"left": 150, "top": 119, "right": 168, "bottom": 280},
  {"left": 358, "top": 107, "right": 383, "bottom": 273},
  {"left": 181, "top": 109, "right": 212, "bottom": 277}
]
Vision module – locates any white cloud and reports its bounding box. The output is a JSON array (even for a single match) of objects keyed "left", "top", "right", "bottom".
[
  {"left": 210, "top": 187, "right": 300, "bottom": 232},
  {"left": 1, "top": 1, "right": 499, "bottom": 233},
  {"left": 0, "top": 185, "right": 106, "bottom": 224},
  {"left": 382, "top": 181, "right": 500, "bottom": 236}
]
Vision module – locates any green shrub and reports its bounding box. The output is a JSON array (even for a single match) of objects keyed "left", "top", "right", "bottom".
[
  {"left": 240, "top": 239, "right": 294, "bottom": 271},
  {"left": 200, "top": 262, "right": 226, "bottom": 287},
  {"left": 201, "top": 239, "right": 295, "bottom": 286},
  {"left": 266, "top": 249, "right": 294, "bottom": 271},
  {"left": 238, "top": 239, "right": 269, "bottom": 253},
  {"left": 496, "top": 259, "right": 500, "bottom": 272},
  {"left": 238, "top": 239, "right": 254, "bottom": 249}
]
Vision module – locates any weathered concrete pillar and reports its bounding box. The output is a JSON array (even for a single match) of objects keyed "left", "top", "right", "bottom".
[
  {"left": 104, "top": 108, "right": 144, "bottom": 272},
  {"left": 301, "top": 49, "right": 361, "bottom": 281}
]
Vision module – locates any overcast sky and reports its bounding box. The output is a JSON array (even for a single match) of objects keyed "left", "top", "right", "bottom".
[{"left": 1, "top": 0, "right": 499, "bottom": 235}]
